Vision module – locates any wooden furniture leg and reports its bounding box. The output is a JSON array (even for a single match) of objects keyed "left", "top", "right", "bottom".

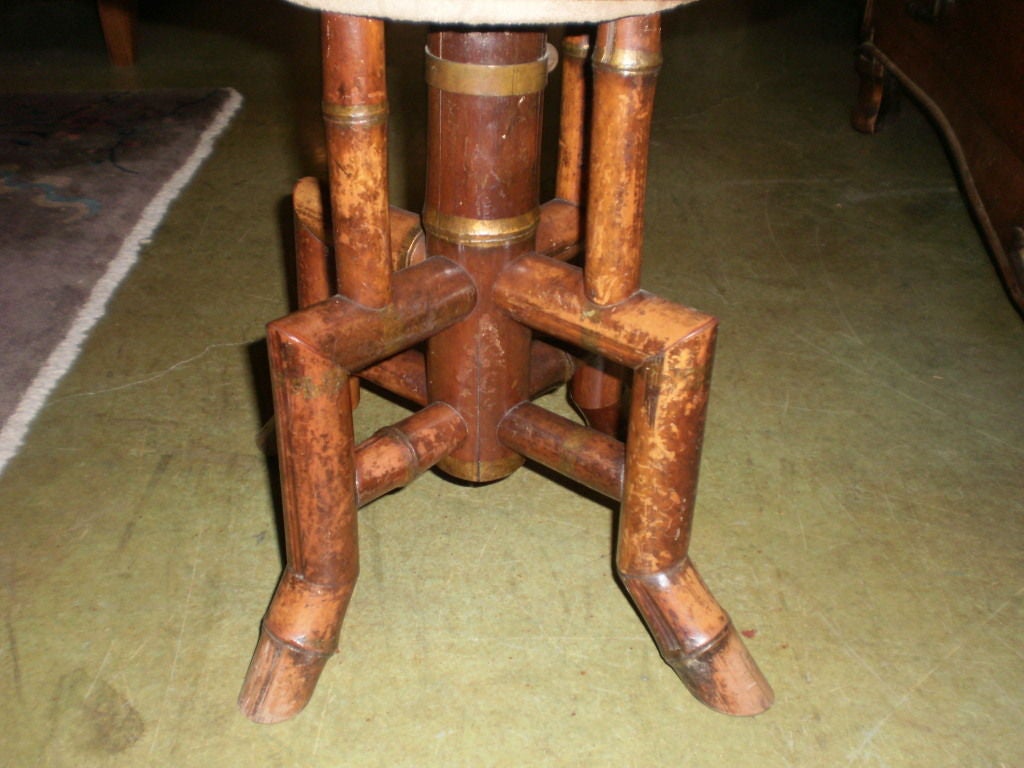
[
  {"left": 494, "top": 255, "right": 774, "bottom": 716},
  {"left": 240, "top": 256, "right": 477, "bottom": 723},
  {"left": 852, "top": 0, "right": 1024, "bottom": 312},
  {"left": 97, "top": 0, "right": 137, "bottom": 66},
  {"left": 852, "top": 45, "right": 899, "bottom": 134},
  {"left": 239, "top": 16, "right": 479, "bottom": 722}
]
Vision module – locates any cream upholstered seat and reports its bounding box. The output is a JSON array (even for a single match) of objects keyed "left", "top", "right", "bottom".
[{"left": 283, "top": 0, "right": 694, "bottom": 24}]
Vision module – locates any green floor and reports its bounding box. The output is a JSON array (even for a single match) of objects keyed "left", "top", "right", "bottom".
[{"left": 2, "top": 0, "right": 1022, "bottom": 765}]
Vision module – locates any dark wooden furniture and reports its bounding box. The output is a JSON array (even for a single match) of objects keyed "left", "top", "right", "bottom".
[
  {"left": 238, "top": 0, "right": 773, "bottom": 724},
  {"left": 853, "top": 0, "right": 1024, "bottom": 312}
]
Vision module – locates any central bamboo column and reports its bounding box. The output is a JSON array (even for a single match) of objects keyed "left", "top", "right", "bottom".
[{"left": 423, "top": 29, "right": 548, "bottom": 483}]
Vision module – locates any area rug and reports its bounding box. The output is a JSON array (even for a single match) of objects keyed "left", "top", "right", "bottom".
[{"left": 0, "top": 87, "right": 243, "bottom": 475}]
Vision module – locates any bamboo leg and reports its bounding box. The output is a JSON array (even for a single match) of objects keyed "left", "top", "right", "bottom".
[
  {"left": 322, "top": 14, "right": 393, "bottom": 412},
  {"left": 584, "top": 15, "right": 660, "bottom": 300},
  {"left": 494, "top": 255, "right": 773, "bottom": 716},
  {"left": 555, "top": 32, "right": 590, "bottom": 205},
  {"left": 293, "top": 177, "right": 333, "bottom": 309},
  {"left": 571, "top": 16, "right": 662, "bottom": 436},
  {"left": 293, "top": 177, "right": 365, "bottom": 406},
  {"left": 238, "top": 326, "right": 358, "bottom": 724},
  {"left": 559, "top": 30, "right": 621, "bottom": 434},
  {"left": 240, "top": 257, "right": 474, "bottom": 723},
  {"left": 618, "top": 329, "right": 774, "bottom": 716},
  {"left": 322, "top": 14, "right": 392, "bottom": 309},
  {"left": 293, "top": 177, "right": 426, "bottom": 278}
]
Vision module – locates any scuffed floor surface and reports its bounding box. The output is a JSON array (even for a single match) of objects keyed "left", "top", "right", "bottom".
[{"left": 1, "top": 0, "right": 1021, "bottom": 765}]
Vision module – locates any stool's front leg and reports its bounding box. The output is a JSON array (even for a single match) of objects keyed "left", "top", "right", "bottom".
[
  {"left": 619, "top": 329, "right": 774, "bottom": 716},
  {"left": 239, "top": 324, "right": 359, "bottom": 724},
  {"left": 495, "top": 256, "right": 773, "bottom": 716}
]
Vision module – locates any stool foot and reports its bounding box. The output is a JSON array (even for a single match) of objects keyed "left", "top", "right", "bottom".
[
  {"left": 623, "top": 560, "right": 774, "bottom": 716},
  {"left": 238, "top": 627, "right": 333, "bottom": 724},
  {"left": 239, "top": 566, "right": 356, "bottom": 723}
]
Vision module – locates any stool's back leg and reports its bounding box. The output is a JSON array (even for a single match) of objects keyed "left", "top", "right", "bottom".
[
  {"left": 570, "top": 16, "right": 662, "bottom": 437},
  {"left": 293, "top": 177, "right": 333, "bottom": 308},
  {"left": 322, "top": 14, "right": 392, "bottom": 309},
  {"left": 555, "top": 32, "right": 590, "bottom": 205}
]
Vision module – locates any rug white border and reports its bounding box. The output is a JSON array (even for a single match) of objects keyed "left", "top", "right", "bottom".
[{"left": 0, "top": 87, "right": 244, "bottom": 477}]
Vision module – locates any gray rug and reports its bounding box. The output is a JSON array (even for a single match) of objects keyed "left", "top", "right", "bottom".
[{"left": 0, "top": 87, "right": 243, "bottom": 474}]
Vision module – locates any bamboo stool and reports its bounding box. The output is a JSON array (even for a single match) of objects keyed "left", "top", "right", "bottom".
[{"left": 239, "top": 0, "right": 774, "bottom": 723}]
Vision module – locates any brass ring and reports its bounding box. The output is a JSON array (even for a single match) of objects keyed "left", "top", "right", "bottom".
[
  {"left": 425, "top": 50, "right": 549, "bottom": 97},
  {"left": 592, "top": 47, "right": 662, "bottom": 75},
  {"left": 321, "top": 101, "right": 388, "bottom": 126},
  {"left": 562, "top": 37, "right": 592, "bottom": 60},
  {"left": 422, "top": 208, "right": 540, "bottom": 248}
]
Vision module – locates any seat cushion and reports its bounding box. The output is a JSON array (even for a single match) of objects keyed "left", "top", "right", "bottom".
[{"left": 283, "top": 0, "right": 695, "bottom": 24}]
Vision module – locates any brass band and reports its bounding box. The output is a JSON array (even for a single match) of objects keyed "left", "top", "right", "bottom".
[
  {"left": 425, "top": 49, "right": 549, "bottom": 97},
  {"left": 422, "top": 208, "right": 540, "bottom": 248},
  {"left": 592, "top": 46, "right": 663, "bottom": 75},
  {"left": 562, "top": 37, "right": 592, "bottom": 60},
  {"left": 321, "top": 101, "right": 388, "bottom": 126}
]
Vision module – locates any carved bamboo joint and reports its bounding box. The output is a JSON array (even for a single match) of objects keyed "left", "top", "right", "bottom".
[{"left": 622, "top": 562, "right": 775, "bottom": 716}]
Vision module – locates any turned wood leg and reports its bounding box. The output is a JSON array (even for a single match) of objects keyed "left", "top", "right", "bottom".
[
  {"left": 238, "top": 323, "right": 359, "bottom": 724},
  {"left": 852, "top": 44, "right": 900, "bottom": 134}
]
